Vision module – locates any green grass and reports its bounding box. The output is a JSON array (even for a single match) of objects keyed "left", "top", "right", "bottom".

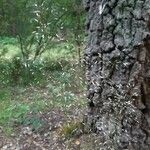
[
  {"left": 0, "top": 37, "right": 85, "bottom": 136},
  {"left": 0, "top": 89, "right": 48, "bottom": 135},
  {"left": 0, "top": 37, "right": 17, "bottom": 45},
  {"left": 0, "top": 81, "right": 85, "bottom": 135},
  {"left": 0, "top": 37, "right": 78, "bottom": 86},
  {"left": 42, "top": 43, "right": 75, "bottom": 59}
]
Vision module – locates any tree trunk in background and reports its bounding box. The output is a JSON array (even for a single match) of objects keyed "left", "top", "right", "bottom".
[{"left": 83, "top": 0, "right": 150, "bottom": 149}]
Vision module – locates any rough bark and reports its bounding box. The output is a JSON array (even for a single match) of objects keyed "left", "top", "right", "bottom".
[{"left": 83, "top": 0, "right": 150, "bottom": 149}]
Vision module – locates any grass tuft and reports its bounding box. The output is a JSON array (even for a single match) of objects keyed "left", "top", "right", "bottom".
[{"left": 58, "top": 121, "right": 84, "bottom": 139}]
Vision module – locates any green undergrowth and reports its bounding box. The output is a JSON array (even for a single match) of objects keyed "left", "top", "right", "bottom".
[
  {"left": 0, "top": 89, "right": 46, "bottom": 135},
  {"left": 0, "top": 37, "right": 86, "bottom": 136},
  {"left": 0, "top": 64, "right": 85, "bottom": 135},
  {"left": 0, "top": 85, "right": 85, "bottom": 136}
]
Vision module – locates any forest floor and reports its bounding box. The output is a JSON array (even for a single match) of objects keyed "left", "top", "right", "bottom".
[
  {"left": 0, "top": 86, "right": 100, "bottom": 150},
  {"left": 0, "top": 40, "right": 101, "bottom": 149},
  {"left": 0, "top": 107, "right": 84, "bottom": 149}
]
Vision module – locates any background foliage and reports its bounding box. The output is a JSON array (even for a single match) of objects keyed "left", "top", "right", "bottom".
[{"left": 0, "top": 0, "right": 85, "bottom": 137}]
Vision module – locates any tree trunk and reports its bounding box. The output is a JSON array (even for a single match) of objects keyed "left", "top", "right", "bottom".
[{"left": 83, "top": 0, "right": 150, "bottom": 149}]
